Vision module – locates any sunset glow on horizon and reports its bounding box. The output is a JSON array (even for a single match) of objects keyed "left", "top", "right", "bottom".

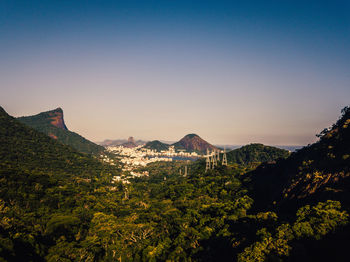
[{"left": 1, "top": 0, "right": 349, "bottom": 145}]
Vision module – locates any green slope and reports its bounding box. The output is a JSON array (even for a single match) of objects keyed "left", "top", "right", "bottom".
[
  {"left": 0, "top": 106, "right": 113, "bottom": 177},
  {"left": 248, "top": 107, "right": 350, "bottom": 210},
  {"left": 241, "top": 106, "right": 350, "bottom": 262},
  {"left": 227, "top": 143, "right": 290, "bottom": 165},
  {"left": 17, "top": 108, "right": 104, "bottom": 155},
  {"left": 0, "top": 106, "right": 120, "bottom": 261},
  {"left": 143, "top": 140, "right": 170, "bottom": 151}
]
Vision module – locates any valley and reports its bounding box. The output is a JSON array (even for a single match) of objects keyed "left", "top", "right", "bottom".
[
  {"left": 1, "top": 105, "right": 349, "bottom": 261},
  {"left": 1, "top": 2, "right": 348, "bottom": 261}
]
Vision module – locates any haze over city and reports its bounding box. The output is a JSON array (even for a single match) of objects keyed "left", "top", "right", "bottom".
[{"left": 1, "top": 0, "right": 349, "bottom": 145}]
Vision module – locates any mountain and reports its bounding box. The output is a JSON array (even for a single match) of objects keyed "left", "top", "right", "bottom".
[
  {"left": 0, "top": 106, "right": 109, "bottom": 175},
  {"left": 248, "top": 106, "right": 350, "bottom": 212},
  {"left": 227, "top": 143, "right": 290, "bottom": 165},
  {"left": 242, "top": 106, "right": 350, "bottom": 262},
  {"left": 99, "top": 139, "right": 127, "bottom": 146},
  {"left": 0, "top": 106, "right": 118, "bottom": 260},
  {"left": 143, "top": 140, "right": 170, "bottom": 151},
  {"left": 121, "top": 136, "right": 138, "bottom": 148},
  {"left": 172, "top": 134, "right": 218, "bottom": 154},
  {"left": 17, "top": 108, "right": 104, "bottom": 155}
]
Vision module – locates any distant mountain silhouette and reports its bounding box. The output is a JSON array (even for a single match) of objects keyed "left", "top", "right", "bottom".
[{"left": 121, "top": 136, "right": 138, "bottom": 148}]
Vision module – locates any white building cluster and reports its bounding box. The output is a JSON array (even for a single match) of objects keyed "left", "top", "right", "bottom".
[
  {"left": 106, "top": 145, "right": 199, "bottom": 168},
  {"left": 99, "top": 154, "right": 116, "bottom": 165},
  {"left": 106, "top": 144, "right": 201, "bottom": 184}
]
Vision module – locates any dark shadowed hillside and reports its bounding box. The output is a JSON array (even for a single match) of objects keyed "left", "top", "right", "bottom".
[
  {"left": 243, "top": 106, "right": 350, "bottom": 262},
  {"left": 248, "top": 106, "right": 350, "bottom": 211}
]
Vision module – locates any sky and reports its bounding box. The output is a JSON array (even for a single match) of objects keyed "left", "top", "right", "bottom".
[{"left": 1, "top": 0, "right": 349, "bottom": 145}]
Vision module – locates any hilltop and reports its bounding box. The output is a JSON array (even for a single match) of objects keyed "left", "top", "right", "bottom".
[
  {"left": 227, "top": 143, "right": 290, "bottom": 165},
  {"left": 172, "top": 134, "right": 218, "bottom": 154},
  {"left": 17, "top": 108, "right": 104, "bottom": 155},
  {"left": 121, "top": 136, "right": 138, "bottom": 148},
  {"left": 0, "top": 106, "right": 118, "bottom": 260},
  {"left": 143, "top": 140, "right": 170, "bottom": 151},
  {"left": 0, "top": 106, "right": 109, "bottom": 175}
]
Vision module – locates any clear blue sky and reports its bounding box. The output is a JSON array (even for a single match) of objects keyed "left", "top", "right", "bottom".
[{"left": 1, "top": 0, "right": 349, "bottom": 145}]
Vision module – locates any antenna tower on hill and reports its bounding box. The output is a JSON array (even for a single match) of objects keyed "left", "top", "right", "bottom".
[
  {"left": 216, "top": 150, "right": 220, "bottom": 161},
  {"left": 222, "top": 147, "right": 228, "bottom": 166},
  {"left": 205, "top": 149, "right": 211, "bottom": 172},
  {"left": 211, "top": 151, "right": 217, "bottom": 168}
]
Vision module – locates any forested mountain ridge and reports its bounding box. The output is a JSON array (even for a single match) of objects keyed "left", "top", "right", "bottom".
[
  {"left": 227, "top": 143, "right": 290, "bottom": 165},
  {"left": 17, "top": 108, "right": 104, "bottom": 155},
  {"left": 248, "top": 106, "right": 350, "bottom": 211},
  {"left": 144, "top": 140, "right": 170, "bottom": 151},
  {"left": 0, "top": 106, "right": 119, "bottom": 261},
  {"left": 0, "top": 107, "right": 108, "bottom": 174},
  {"left": 240, "top": 106, "right": 350, "bottom": 261}
]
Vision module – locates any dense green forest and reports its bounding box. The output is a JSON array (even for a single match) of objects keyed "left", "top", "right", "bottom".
[
  {"left": 0, "top": 106, "right": 349, "bottom": 261},
  {"left": 226, "top": 143, "right": 290, "bottom": 165},
  {"left": 143, "top": 140, "right": 170, "bottom": 151},
  {"left": 17, "top": 108, "right": 104, "bottom": 155}
]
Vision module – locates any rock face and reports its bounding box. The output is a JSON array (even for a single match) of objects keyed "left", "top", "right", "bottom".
[
  {"left": 172, "top": 134, "right": 218, "bottom": 154},
  {"left": 47, "top": 108, "right": 68, "bottom": 130},
  {"left": 17, "top": 108, "right": 104, "bottom": 155},
  {"left": 0, "top": 105, "right": 105, "bottom": 174}
]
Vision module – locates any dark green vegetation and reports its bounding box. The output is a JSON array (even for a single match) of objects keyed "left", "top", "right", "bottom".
[
  {"left": 0, "top": 106, "right": 350, "bottom": 261},
  {"left": 244, "top": 106, "right": 350, "bottom": 261},
  {"left": 143, "top": 140, "right": 170, "bottom": 151},
  {"left": 0, "top": 106, "right": 119, "bottom": 261},
  {"left": 249, "top": 106, "right": 350, "bottom": 209},
  {"left": 18, "top": 108, "right": 104, "bottom": 155},
  {"left": 227, "top": 143, "right": 290, "bottom": 165}
]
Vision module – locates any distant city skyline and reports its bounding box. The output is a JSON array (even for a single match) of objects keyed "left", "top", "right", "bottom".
[{"left": 1, "top": 0, "right": 349, "bottom": 146}]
